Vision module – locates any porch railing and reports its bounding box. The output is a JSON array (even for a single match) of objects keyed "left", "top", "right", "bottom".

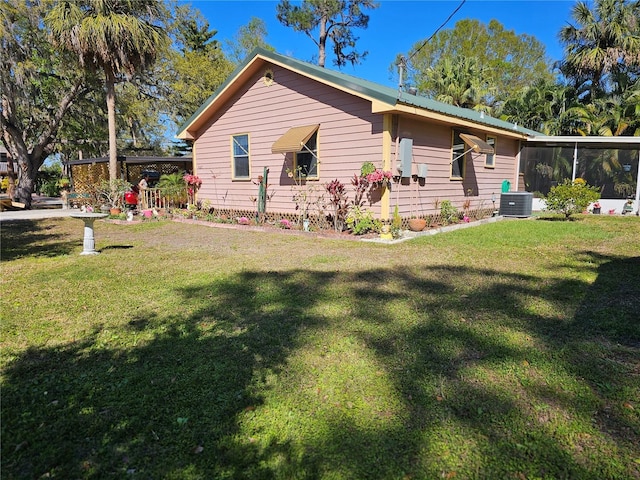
[{"left": 138, "top": 188, "right": 168, "bottom": 209}]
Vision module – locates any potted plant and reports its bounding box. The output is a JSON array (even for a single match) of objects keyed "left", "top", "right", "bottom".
[
  {"left": 97, "top": 179, "right": 130, "bottom": 215},
  {"left": 364, "top": 166, "right": 393, "bottom": 190},
  {"left": 408, "top": 217, "right": 426, "bottom": 231},
  {"left": 58, "top": 177, "right": 71, "bottom": 191},
  {"left": 592, "top": 201, "right": 601, "bottom": 214}
]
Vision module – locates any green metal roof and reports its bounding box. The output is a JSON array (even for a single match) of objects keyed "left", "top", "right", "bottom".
[{"left": 177, "top": 47, "right": 542, "bottom": 138}]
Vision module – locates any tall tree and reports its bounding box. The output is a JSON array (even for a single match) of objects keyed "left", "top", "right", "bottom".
[
  {"left": 1, "top": 0, "right": 90, "bottom": 207},
  {"left": 46, "top": 0, "right": 169, "bottom": 182},
  {"left": 405, "top": 19, "right": 553, "bottom": 110},
  {"left": 568, "top": 85, "right": 640, "bottom": 136},
  {"left": 226, "top": 17, "right": 275, "bottom": 64},
  {"left": 177, "top": 17, "right": 218, "bottom": 54},
  {"left": 419, "top": 55, "right": 492, "bottom": 112},
  {"left": 276, "top": 0, "right": 378, "bottom": 67},
  {"left": 159, "top": 7, "right": 235, "bottom": 128},
  {"left": 501, "top": 80, "right": 581, "bottom": 135},
  {"left": 559, "top": 0, "right": 640, "bottom": 101}
]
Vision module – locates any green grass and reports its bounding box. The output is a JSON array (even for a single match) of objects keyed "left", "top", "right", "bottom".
[{"left": 1, "top": 216, "right": 639, "bottom": 479}]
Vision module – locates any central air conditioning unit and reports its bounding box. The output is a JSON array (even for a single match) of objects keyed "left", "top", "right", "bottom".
[{"left": 500, "top": 192, "right": 533, "bottom": 217}]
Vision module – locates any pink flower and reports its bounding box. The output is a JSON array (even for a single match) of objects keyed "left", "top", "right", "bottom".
[
  {"left": 365, "top": 169, "right": 393, "bottom": 185},
  {"left": 463, "top": 215, "right": 470, "bottom": 223},
  {"left": 183, "top": 174, "right": 202, "bottom": 187}
]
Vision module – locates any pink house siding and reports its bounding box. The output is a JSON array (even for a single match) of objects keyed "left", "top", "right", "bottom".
[
  {"left": 180, "top": 50, "right": 535, "bottom": 223},
  {"left": 387, "top": 117, "right": 519, "bottom": 216},
  {"left": 194, "top": 63, "right": 385, "bottom": 215}
]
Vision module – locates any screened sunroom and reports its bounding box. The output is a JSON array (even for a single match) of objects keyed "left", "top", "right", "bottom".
[{"left": 519, "top": 136, "right": 640, "bottom": 215}]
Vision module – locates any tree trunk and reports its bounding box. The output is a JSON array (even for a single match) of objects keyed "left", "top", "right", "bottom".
[
  {"left": 1, "top": 76, "right": 83, "bottom": 208},
  {"left": 15, "top": 160, "right": 36, "bottom": 208},
  {"left": 8, "top": 147, "right": 41, "bottom": 209},
  {"left": 318, "top": 15, "right": 327, "bottom": 67},
  {"left": 6, "top": 153, "right": 16, "bottom": 200},
  {"left": 105, "top": 68, "right": 118, "bottom": 182}
]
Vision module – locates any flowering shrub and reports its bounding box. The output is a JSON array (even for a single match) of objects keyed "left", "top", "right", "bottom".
[
  {"left": 183, "top": 174, "right": 202, "bottom": 187},
  {"left": 544, "top": 179, "right": 600, "bottom": 219},
  {"left": 279, "top": 218, "right": 292, "bottom": 229},
  {"left": 238, "top": 216, "right": 250, "bottom": 225},
  {"left": 183, "top": 175, "right": 202, "bottom": 206},
  {"left": 365, "top": 169, "right": 393, "bottom": 187}
]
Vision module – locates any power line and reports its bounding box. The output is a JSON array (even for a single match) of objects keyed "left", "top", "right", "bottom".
[{"left": 408, "top": 0, "right": 466, "bottom": 62}]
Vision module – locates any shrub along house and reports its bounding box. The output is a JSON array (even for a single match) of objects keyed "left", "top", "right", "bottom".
[{"left": 176, "top": 48, "right": 543, "bottom": 226}]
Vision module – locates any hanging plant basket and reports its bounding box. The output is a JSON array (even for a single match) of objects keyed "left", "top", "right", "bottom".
[{"left": 408, "top": 218, "right": 426, "bottom": 231}]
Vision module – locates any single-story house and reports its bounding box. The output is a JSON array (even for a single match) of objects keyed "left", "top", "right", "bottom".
[{"left": 177, "top": 48, "right": 639, "bottom": 222}]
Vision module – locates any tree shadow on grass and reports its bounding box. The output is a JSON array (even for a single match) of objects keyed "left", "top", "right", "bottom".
[
  {"left": 2, "top": 257, "right": 638, "bottom": 478},
  {"left": 0, "top": 220, "right": 79, "bottom": 260}
]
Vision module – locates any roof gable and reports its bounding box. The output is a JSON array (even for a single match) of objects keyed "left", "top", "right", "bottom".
[{"left": 176, "top": 48, "right": 540, "bottom": 140}]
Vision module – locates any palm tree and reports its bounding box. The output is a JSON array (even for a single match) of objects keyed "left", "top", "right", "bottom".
[
  {"left": 157, "top": 173, "right": 187, "bottom": 207},
  {"left": 568, "top": 88, "right": 639, "bottom": 137},
  {"left": 419, "top": 56, "right": 492, "bottom": 112},
  {"left": 46, "top": 0, "right": 168, "bottom": 182},
  {"left": 558, "top": 0, "right": 640, "bottom": 100},
  {"left": 501, "top": 80, "right": 580, "bottom": 135}
]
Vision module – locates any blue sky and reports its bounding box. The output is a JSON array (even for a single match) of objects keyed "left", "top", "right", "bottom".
[{"left": 189, "top": 0, "right": 576, "bottom": 87}]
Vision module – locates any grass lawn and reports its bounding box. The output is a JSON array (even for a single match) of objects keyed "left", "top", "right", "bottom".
[{"left": 1, "top": 215, "right": 639, "bottom": 479}]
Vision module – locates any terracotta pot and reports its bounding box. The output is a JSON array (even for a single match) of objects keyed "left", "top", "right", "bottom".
[
  {"left": 109, "top": 207, "right": 122, "bottom": 216},
  {"left": 408, "top": 218, "right": 426, "bottom": 231}
]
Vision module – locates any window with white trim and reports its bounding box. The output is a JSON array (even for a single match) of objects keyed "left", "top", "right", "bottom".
[{"left": 232, "top": 134, "right": 250, "bottom": 180}]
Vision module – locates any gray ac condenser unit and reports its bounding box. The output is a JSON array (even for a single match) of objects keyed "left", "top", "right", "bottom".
[{"left": 499, "top": 192, "right": 533, "bottom": 217}]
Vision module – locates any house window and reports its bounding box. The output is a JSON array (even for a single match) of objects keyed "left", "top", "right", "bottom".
[
  {"left": 485, "top": 136, "right": 496, "bottom": 168},
  {"left": 232, "top": 134, "right": 250, "bottom": 180},
  {"left": 451, "top": 130, "right": 466, "bottom": 179},
  {"left": 294, "top": 131, "right": 318, "bottom": 179}
]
